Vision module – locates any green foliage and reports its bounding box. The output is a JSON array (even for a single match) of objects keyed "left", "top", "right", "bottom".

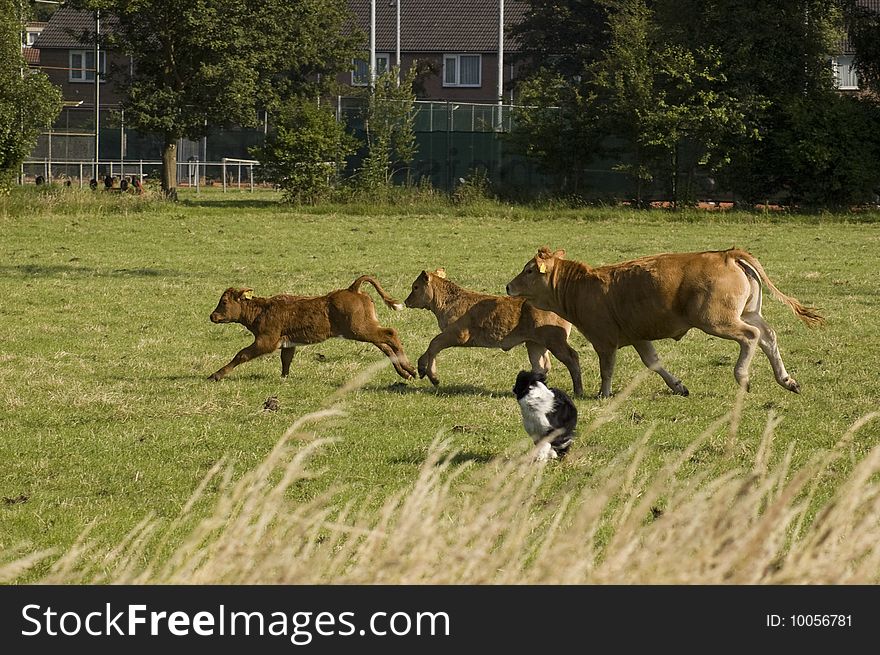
[
  {"left": 846, "top": 0, "right": 880, "bottom": 94},
  {"left": 509, "top": 69, "right": 601, "bottom": 194},
  {"left": 0, "top": 1, "right": 62, "bottom": 188},
  {"left": 512, "top": 0, "right": 873, "bottom": 208},
  {"left": 592, "top": 1, "right": 753, "bottom": 205},
  {"left": 767, "top": 92, "right": 880, "bottom": 208},
  {"left": 357, "top": 66, "right": 418, "bottom": 192},
  {"left": 90, "top": 0, "right": 359, "bottom": 197},
  {"left": 251, "top": 98, "right": 357, "bottom": 204},
  {"left": 451, "top": 167, "right": 493, "bottom": 205}
]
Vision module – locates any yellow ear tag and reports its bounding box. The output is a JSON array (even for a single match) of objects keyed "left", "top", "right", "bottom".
[
  {"left": 538, "top": 262, "right": 547, "bottom": 274},
  {"left": 435, "top": 269, "right": 447, "bottom": 279},
  {"left": 242, "top": 290, "right": 254, "bottom": 300}
]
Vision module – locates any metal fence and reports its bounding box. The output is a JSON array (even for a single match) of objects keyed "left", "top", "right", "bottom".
[
  {"left": 336, "top": 97, "right": 550, "bottom": 192},
  {"left": 22, "top": 158, "right": 260, "bottom": 192},
  {"left": 21, "top": 99, "right": 586, "bottom": 196}
]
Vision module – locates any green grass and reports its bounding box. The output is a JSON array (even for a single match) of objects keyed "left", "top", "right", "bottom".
[{"left": 1, "top": 186, "right": 879, "bottom": 580}]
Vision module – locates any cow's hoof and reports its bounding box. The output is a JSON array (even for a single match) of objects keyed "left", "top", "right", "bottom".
[
  {"left": 417, "top": 358, "right": 429, "bottom": 379},
  {"left": 674, "top": 383, "right": 689, "bottom": 397},
  {"left": 208, "top": 373, "right": 222, "bottom": 382},
  {"left": 429, "top": 376, "right": 440, "bottom": 387},
  {"left": 785, "top": 377, "right": 801, "bottom": 394}
]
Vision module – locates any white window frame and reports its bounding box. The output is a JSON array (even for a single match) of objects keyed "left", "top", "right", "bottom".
[
  {"left": 69, "top": 49, "right": 106, "bottom": 83},
  {"left": 832, "top": 55, "right": 859, "bottom": 91},
  {"left": 443, "top": 54, "right": 481, "bottom": 88},
  {"left": 352, "top": 53, "right": 390, "bottom": 86}
]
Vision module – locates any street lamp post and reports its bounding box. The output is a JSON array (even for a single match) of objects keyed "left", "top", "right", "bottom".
[
  {"left": 396, "top": 0, "right": 401, "bottom": 85},
  {"left": 370, "top": 0, "right": 376, "bottom": 89},
  {"left": 94, "top": 9, "right": 100, "bottom": 180}
]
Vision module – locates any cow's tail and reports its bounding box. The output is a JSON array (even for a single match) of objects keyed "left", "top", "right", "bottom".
[
  {"left": 733, "top": 251, "right": 825, "bottom": 328},
  {"left": 349, "top": 275, "right": 405, "bottom": 311}
]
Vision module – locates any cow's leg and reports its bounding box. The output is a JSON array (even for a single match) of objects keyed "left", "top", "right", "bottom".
[
  {"left": 741, "top": 312, "right": 800, "bottom": 393},
  {"left": 346, "top": 320, "right": 416, "bottom": 380},
  {"left": 545, "top": 338, "right": 584, "bottom": 398},
  {"left": 417, "top": 329, "right": 467, "bottom": 386},
  {"left": 526, "top": 342, "right": 551, "bottom": 374},
  {"left": 368, "top": 328, "right": 416, "bottom": 380},
  {"left": 632, "top": 340, "right": 689, "bottom": 396},
  {"left": 379, "top": 327, "right": 417, "bottom": 380},
  {"left": 280, "top": 346, "right": 297, "bottom": 378},
  {"left": 209, "top": 338, "right": 276, "bottom": 381},
  {"left": 596, "top": 348, "right": 617, "bottom": 398},
  {"left": 705, "top": 322, "right": 761, "bottom": 391}
]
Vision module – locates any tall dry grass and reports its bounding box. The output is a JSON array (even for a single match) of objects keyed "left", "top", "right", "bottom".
[{"left": 5, "top": 373, "right": 879, "bottom": 585}]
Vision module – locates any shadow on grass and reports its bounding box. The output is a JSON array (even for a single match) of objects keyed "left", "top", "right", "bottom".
[
  {"left": 146, "top": 371, "right": 279, "bottom": 382},
  {"left": 179, "top": 198, "right": 280, "bottom": 210},
  {"left": 390, "top": 450, "right": 495, "bottom": 466},
  {"left": 0, "top": 264, "right": 177, "bottom": 279},
  {"left": 380, "top": 381, "right": 505, "bottom": 398}
]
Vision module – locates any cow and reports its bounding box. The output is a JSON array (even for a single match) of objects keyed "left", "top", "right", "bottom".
[
  {"left": 208, "top": 276, "right": 417, "bottom": 381},
  {"left": 506, "top": 247, "right": 824, "bottom": 398},
  {"left": 404, "top": 269, "right": 583, "bottom": 396}
]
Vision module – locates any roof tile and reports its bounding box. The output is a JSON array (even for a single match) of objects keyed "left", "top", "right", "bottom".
[{"left": 346, "top": 0, "right": 528, "bottom": 52}]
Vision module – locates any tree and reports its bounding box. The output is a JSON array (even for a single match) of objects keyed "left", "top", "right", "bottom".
[
  {"left": 358, "top": 66, "right": 418, "bottom": 191},
  {"left": 508, "top": 0, "right": 609, "bottom": 195},
  {"left": 89, "top": 0, "right": 359, "bottom": 199},
  {"left": 846, "top": 0, "right": 880, "bottom": 95},
  {"left": 252, "top": 97, "right": 357, "bottom": 204},
  {"left": 0, "top": 0, "right": 62, "bottom": 188}
]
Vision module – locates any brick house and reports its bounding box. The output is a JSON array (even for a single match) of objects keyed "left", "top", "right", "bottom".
[
  {"left": 343, "top": 0, "right": 528, "bottom": 103},
  {"left": 31, "top": 8, "right": 125, "bottom": 107}
]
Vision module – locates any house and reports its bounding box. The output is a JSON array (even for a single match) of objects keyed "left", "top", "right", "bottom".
[
  {"left": 31, "top": 8, "right": 125, "bottom": 107},
  {"left": 22, "top": 21, "right": 46, "bottom": 68},
  {"left": 834, "top": 0, "right": 880, "bottom": 91},
  {"left": 343, "top": 0, "right": 528, "bottom": 103}
]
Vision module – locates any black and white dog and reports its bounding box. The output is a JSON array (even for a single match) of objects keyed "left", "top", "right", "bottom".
[{"left": 512, "top": 370, "right": 578, "bottom": 461}]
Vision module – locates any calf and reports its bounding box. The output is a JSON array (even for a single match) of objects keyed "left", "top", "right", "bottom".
[
  {"left": 208, "top": 276, "right": 417, "bottom": 381},
  {"left": 507, "top": 247, "right": 824, "bottom": 397},
  {"left": 404, "top": 269, "right": 583, "bottom": 396}
]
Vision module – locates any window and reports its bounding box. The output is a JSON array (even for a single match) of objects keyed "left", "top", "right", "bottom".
[
  {"left": 833, "top": 55, "right": 859, "bottom": 90},
  {"left": 69, "top": 49, "right": 106, "bottom": 82},
  {"left": 352, "top": 53, "right": 390, "bottom": 86},
  {"left": 443, "top": 54, "right": 481, "bottom": 87},
  {"left": 26, "top": 31, "right": 38, "bottom": 46}
]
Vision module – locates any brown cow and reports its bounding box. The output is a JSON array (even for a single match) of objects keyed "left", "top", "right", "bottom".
[
  {"left": 507, "top": 247, "right": 824, "bottom": 398},
  {"left": 208, "top": 276, "right": 417, "bottom": 381},
  {"left": 404, "top": 269, "right": 583, "bottom": 396}
]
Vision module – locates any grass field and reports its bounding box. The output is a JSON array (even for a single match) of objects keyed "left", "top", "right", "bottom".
[{"left": 1, "top": 186, "right": 879, "bottom": 582}]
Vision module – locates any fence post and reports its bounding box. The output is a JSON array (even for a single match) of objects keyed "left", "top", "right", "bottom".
[
  {"left": 222, "top": 159, "right": 227, "bottom": 192},
  {"left": 79, "top": 162, "right": 83, "bottom": 188},
  {"left": 446, "top": 101, "right": 452, "bottom": 192},
  {"left": 249, "top": 164, "right": 254, "bottom": 192}
]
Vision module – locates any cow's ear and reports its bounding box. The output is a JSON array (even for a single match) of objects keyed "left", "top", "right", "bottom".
[
  {"left": 241, "top": 288, "right": 254, "bottom": 300},
  {"left": 434, "top": 268, "right": 447, "bottom": 279},
  {"left": 419, "top": 270, "right": 430, "bottom": 281},
  {"left": 536, "top": 246, "right": 553, "bottom": 260},
  {"left": 553, "top": 249, "right": 566, "bottom": 259}
]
